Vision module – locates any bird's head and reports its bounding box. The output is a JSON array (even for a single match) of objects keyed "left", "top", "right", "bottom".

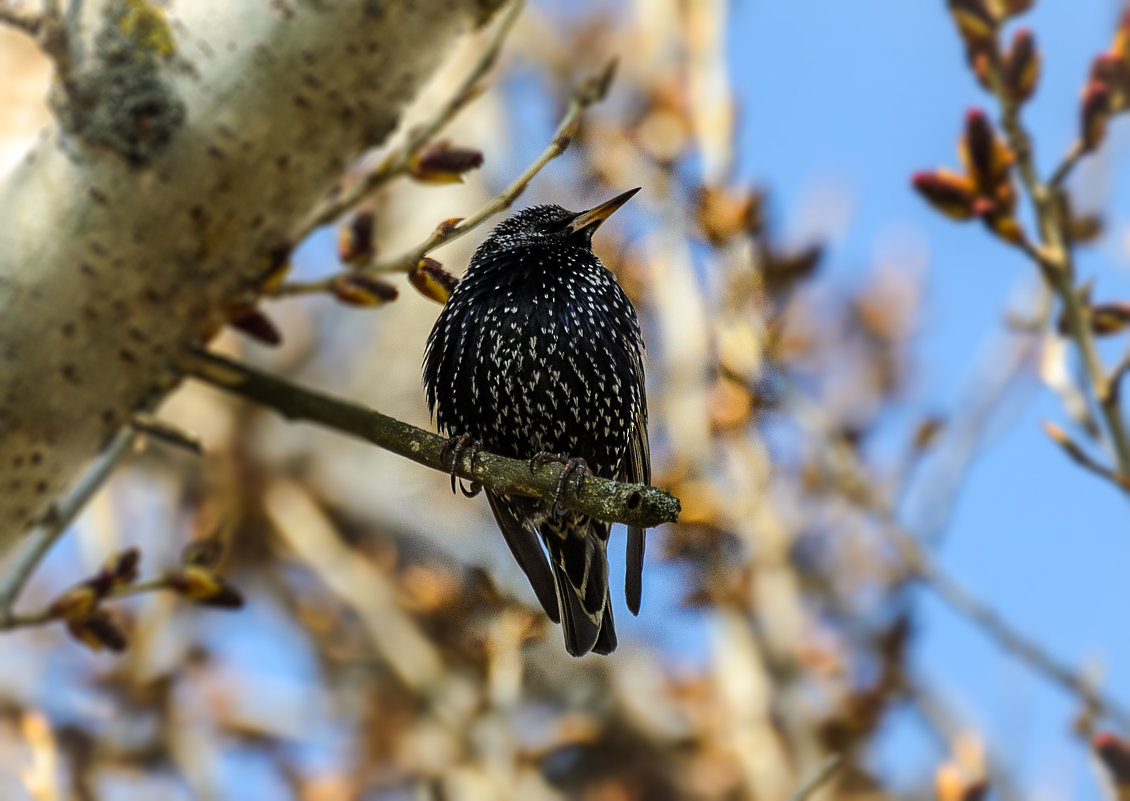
[{"left": 482, "top": 188, "right": 640, "bottom": 252}]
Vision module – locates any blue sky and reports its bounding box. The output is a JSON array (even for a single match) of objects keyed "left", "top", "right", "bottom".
[{"left": 727, "top": 0, "right": 1130, "bottom": 793}]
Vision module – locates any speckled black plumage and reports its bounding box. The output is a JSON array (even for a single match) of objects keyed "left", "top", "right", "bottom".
[{"left": 423, "top": 192, "right": 650, "bottom": 656}]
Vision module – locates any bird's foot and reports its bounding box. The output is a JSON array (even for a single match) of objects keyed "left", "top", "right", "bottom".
[
  {"left": 529, "top": 452, "right": 591, "bottom": 513},
  {"left": 441, "top": 434, "right": 483, "bottom": 498}
]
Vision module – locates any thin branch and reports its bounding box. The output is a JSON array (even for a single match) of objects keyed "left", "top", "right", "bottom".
[
  {"left": 1042, "top": 420, "right": 1130, "bottom": 492},
  {"left": 0, "top": 427, "right": 138, "bottom": 624},
  {"left": 0, "top": 2, "right": 40, "bottom": 35},
  {"left": 359, "top": 57, "right": 619, "bottom": 276},
  {"left": 793, "top": 398, "right": 1130, "bottom": 732},
  {"left": 178, "top": 348, "right": 680, "bottom": 530},
  {"left": 986, "top": 51, "right": 1130, "bottom": 481},
  {"left": 291, "top": 0, "right": 525, "bottom": 243},
  {"left": 1050, "top": 139, "right": 1085, "bottom": 190},
  {"left": 132, "top": 413, "right": 204, "bottom": 456},
  {"left": 786, "top": 754, "right": 843, "bottom": 801},
  {"left": 1, "top": 577, "right": 172, "bottom": 631}
]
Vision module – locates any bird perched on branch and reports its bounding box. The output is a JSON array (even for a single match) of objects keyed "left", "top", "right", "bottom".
[{"left": 423, "top": 188, "right": 650, "bottom": 656}]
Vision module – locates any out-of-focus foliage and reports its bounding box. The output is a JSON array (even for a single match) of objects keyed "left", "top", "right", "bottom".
[{"left": 1, "top": 1, "right": 1129, "bottom": 799}]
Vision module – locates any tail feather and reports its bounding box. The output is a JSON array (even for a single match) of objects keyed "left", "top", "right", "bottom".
[
  {"left": 542, "top": 515, "right": 615, "bottom": 656},
  {"left": 486, "top": 491, "right": 560, "bottom": 623}
]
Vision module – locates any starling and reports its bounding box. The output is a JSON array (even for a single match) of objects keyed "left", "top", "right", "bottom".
[{"left": 423, "top": 188, "right": 650, "bottom": 656}]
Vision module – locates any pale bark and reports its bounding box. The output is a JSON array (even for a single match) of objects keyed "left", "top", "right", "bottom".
[{"left": 0, "top": 0, "right": 501, "bottom": 551}]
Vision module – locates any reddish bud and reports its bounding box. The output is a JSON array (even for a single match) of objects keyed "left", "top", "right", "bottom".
[
  {"left": 166, "top": 565, "right": 244, "bottom": 609},
  {"left": 960, "top": 108, "right": 1014, "bottom": 195},
  {"left": 410, "top": 142, "right": 484, "bottom": 184},
  {"left": 66, "top": 613, "right": 128, "bottom": 652},
  {"left": 912, "top": 169, "right": 979, "bottom": 220},
  {"left": 331, "top": 272, "right": 399, "bottom": 307},
  {"left": 979, "top": 208, "right": 1026, "bottom": 245},
  {"left": 409, "top": 257, "right": 459, "bottom": 305},
  {"left": 1003, "top": 29, "right": 1040, "bottom": 103},
  {"left": 1088, "top": 302, "right": 1130, "bottom": 336},
  {"left": 337, "top": 212, "right": 376, "bottom": 266},
  {"left": 101, "top": 548, "right": 140, "bottom": 589},
  {"left": 227, "top": 307, "right": 282, "bottom": 346},
  {"left": 1095, "top": 733, "right": 1130, "bottom": 786},
  {"left": 48, "top": 585, "right": 100, "bottom": 622},
  {"left": 181, "top": 538, "right": 224, "bottom": 569},
  {"left": 948, "top": 0, "right": 998, "bottom": 44},
  {"left": 1081, "top": 81, "right": 1113, "bottom": 152},
  {"left": 998, "top": 0, "right": 1034, "bottom": 16}
]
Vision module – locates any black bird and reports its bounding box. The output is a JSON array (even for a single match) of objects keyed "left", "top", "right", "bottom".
[{"left": 423, "top": 188, "right": 650, "bottom": 656}]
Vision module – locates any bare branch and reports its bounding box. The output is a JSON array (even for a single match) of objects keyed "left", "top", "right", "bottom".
[
  {"left": 360, "top": 57, "right": 619, "bottom": 276},
  {"left": 178, "top": 348, "right": 680, "bottom": 531},
  {"left": 0, "top": 427, "right": 138, "bottom": 624},
  {"left": 985, "top": 48, "right": 1130, "bottom": 482},
  {"left": 291, "top": 0, "right": 526, "bottom": 242},
  {"left": 1042, "top": 420, "right": 1130, "bottom": 492},
  {"left": 786, "top": 754, "right": 843, "bottom": 801}
]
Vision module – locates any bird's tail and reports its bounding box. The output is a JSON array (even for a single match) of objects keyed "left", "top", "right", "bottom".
[{"left": 541, "top": 515, "right": 616, "bottom": 656}]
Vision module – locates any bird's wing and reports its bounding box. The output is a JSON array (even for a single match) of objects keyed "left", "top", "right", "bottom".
[
  {"left": 485, "top": 490, "right": 560, "bottom": 623},
  {"left": 624, "top": 354, "right": 651, "bottom": 616}
]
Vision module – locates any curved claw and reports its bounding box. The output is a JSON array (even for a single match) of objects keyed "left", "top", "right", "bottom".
[
  {"left": 459, "top": 479, "right": 482, "bottom": 498},
  {"left": 442, "top": 434, "right": 481, "bottom": 496},
  {"left": 530, "top": 451, "right": 591, "bottom": 513}
]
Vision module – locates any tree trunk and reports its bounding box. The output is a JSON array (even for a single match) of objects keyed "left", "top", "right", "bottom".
[{"left": 0, "top": 0, "right": 500, "bottom": 552}]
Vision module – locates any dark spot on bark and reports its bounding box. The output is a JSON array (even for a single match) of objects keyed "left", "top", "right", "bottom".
[
  {"left": 89, "top": 241, "right": 107, "bottom": 257},
  {"left": 61, "top": 323, "right": 75, "bottom": 338},
  {"left": 293, "top": 94, "right": 311, "bottom": 110},
  {"left": 89, "top": 187, "right": 109, "bottom": 205},
  {"left": 82, "top": 305, "right": 99, "bottom": 321},
  {"left": 101, "top": 409, "right": 116, "bottom": 425},
  {"left": 30, "top": 452, "right": 42, "bottom": 466},
  {"left": 302, "top": 73, "right": 322, "bottom": 90},
  {"left": 250, "top": 214, "right": 264, "bottom": 230},
  {"left": 119, "top": 348, "right": 137, "bottom": 364},
  {"left": 206, "top": 145, "right": 226, "bottom": 160},
  {"left": 301, "top": 50, "right": 315, "bottom": 65},
  {"left": 80, "top": 263, "right": 97, "bottom": 277},
  {"left": 144, "top": 287, "right": 162, "bottom": 303},
  {"left": 61, "top": 364, "right": 79, "bottom": 384},
  {"left": 12, "top": 455, "right": 24, "bottom": 468},
  {"left": 626, "top": 491, "right": 642, "bottom": 510},
  {"left": 218, "top": 124, "right": 236, "bottom": 140},
  {"left": 35, "top": 481, "right": 48, "bottom": 495},
  {"left": 275, "top": 154, "right": 289, "bottom": 171},
  {"left": 127, "top": 326, "right": 148, "bottom": 343}
]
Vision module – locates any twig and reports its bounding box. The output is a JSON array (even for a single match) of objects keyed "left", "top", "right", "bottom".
[
  {"left": 1050, "top": 139, "right": 1085, "bottom": 191},
  {"left": 0, "top": 2, "right": 40, "bottom": 35},
  {"left": 887, "top": 523, "right": 1130, "bottom": 730},
  {"left": 360, "top": 56, "right": 618, "bottom": 275},
  {"left": 1, "top": 577, "right": 172, "bottom": 631},
  {"left": 786, "top": 754, "right": 843, "bottom": 801},
  {"left": 794, "top": 398, "right": 1130, "bottom": 732},
  {"left": 1042, "top": 420, "right": 1130, "bottom": 492},
  {"left": 0, "top": 427, "right": 138, "bottom": 624},
  {"left": 178, "top": 348, "right": 679, "bottom": 530},
  {"left": 986, "top": 51, "right": 1130, "bottom": 482},
  {"left": 132, "top": 413, "right": 204, "bottom": 456},
  {"left": 290, "top": 0, "right": 524, "bottom": 243}
]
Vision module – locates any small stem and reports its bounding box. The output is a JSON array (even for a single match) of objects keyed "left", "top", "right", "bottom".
[
  {"left": 291, "top": 0, "right": 525, "bottom": 242},
  {"left": 987, "top": 48, "right": 1130, "bottom": 481},
  {"left": 0, "top": 427, "right": 138, "bottom": 624},
  {"left": 363, "top": 57, "right": 618, "bottom": 275},
  {"left": 787, "top": 755, "right": 844, "bottom": 801}
]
